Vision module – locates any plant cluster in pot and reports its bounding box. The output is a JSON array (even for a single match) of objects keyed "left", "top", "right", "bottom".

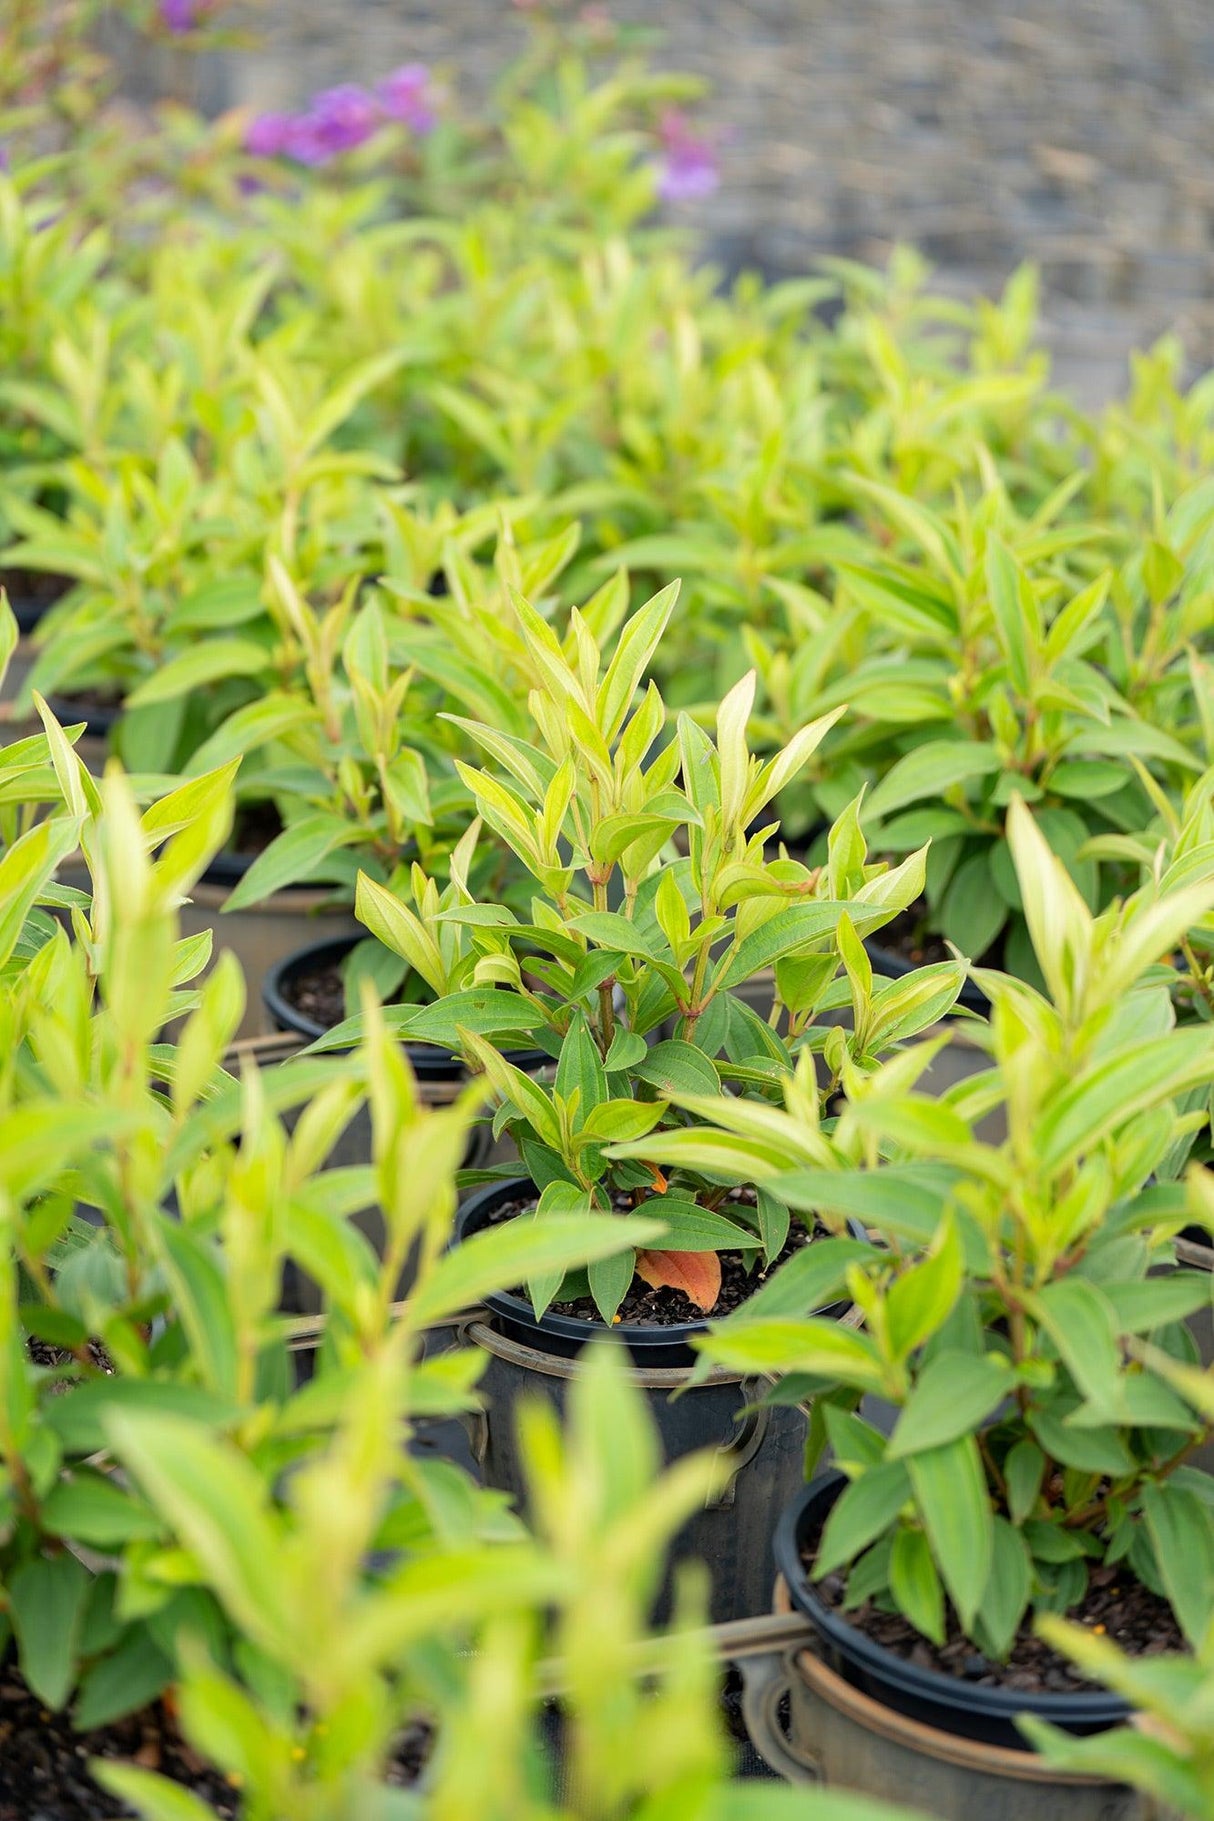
[
  {"left": 677, "top": 799, "right": 1214, "bottom": 1815},
  {"left": 745, "top": 479, "right": 1213, "bottom": 1136},
  {"left": 366, "top": 579, "right": 966, "bottom": 1623}
]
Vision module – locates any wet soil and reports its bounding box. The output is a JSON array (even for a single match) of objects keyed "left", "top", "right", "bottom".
[
  {"left": 280, "top": 957, "right": 431, "bottom": 1032},
  {"left": 229, "top": 799, "right": 284, "bottom": 858},
  {"left": 869, "top": 902, "right": 960, "bottom": 971},
  {"left": 0, "top": 1671, "right": 432, "bottom": 1818},
  {"left": 495, "top": 1195, "right": 824, "bottom": 1326},
  {"left": 0, "top": 1680, "right": 239, "bottom": 1821},
  {"left": 47, "top": 689, "right": 123, "bottom": 725},
  {"left": 0, "top": 569, "right": 73, "bottom": 630},
  {"left": 810, "top": 1542, "right": 1185, "bottom": 1696},
  {"left": 27, "top": 1339, "right": 114, "bottom": 1377}
]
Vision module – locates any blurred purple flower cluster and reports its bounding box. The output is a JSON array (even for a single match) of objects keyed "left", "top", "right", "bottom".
[
  {"left": 653, "top": 110, "right": 720, "bottom": 204},
  {"left": 244, "top": 66, "right": 437, "bottom": 166},
  {"left": 160, "top": 0, "right": 206, "bottom": 31}
]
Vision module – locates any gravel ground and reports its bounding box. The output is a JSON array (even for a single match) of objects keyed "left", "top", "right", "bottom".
[{"left": 138, "top": 0, "right": 1214, "bottom": 403}]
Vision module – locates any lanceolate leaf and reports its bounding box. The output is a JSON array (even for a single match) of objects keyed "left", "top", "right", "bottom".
[
  {"left": 907, "top": 1435, "right": 993, "bottom": 1632},
  {"left": 886, "top": 1350, "right": 1012, "bottom": 1459},
  {"left": 815, "top": 1462, "right": 912, "bottom": 1577}
]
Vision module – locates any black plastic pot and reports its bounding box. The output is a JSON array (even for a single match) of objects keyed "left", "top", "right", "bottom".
[
  {"left": 264, "top": 935, "right": 551, "bottom": 1077},
  {"left": 454, "top": 1177, "right": 846, "bottom": 1624},
  {"left": 775, "top": 1474, "right": 1131, "bottom": 1751},
  {"left": 264, "top": 937, "right": 474, "bottom": 1081},
  {"left": 456, "top": 1177, "right": 856, "bottom": 1370},
  {"left": 865, "top": 941, "right": 990, "bottom": 1017}
]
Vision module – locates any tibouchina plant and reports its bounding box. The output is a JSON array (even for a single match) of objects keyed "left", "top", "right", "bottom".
[
  {"left": 659, "top": 800, "right": 1214, "bottom": 1663},
  {"left": 1022, "top": 1236, "right": 1214, "bottom": 1814},
  {"left": 354, "top": 581, "right": 963, "bottom": 1322},
  {"left": 0, "top": 734, "right": 656, "bottom": 1762},
  {"left": 747, "top": 477, "right": 1211, "bottom": 980}
]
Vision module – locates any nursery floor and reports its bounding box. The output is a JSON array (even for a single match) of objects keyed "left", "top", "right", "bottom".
[{"left": 161, "top": 0, "right": 1214, "bottom": 404}]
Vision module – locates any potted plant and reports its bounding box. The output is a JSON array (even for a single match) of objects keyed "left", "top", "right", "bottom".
[
  {"left": 194, "top": 506, "right": 581, "bottom": 1030},
  {"left": 674, "top": 800, "right": 1214, "bottom": 1813},
  {"left": 1020, "top": 1257, "right": 1214, "bottom": 1814},
  {"left": 356, "top": 579, "right": 963, "bottom": 1621}
]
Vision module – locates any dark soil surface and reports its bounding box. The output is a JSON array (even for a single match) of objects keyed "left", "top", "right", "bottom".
[
  {"left": 281, "top": 958, "right": 355, "bottom": 1030},
  {"left": 0, "top": 1671, "right": 432, "bottom": 1819},
  {"left": 229, "top": 799, "right": 284, "bottom": 858},
  {"left": 281, "top": 957, "right": 434, "bottom": 1032},
  {"left": 27, "top": 1339, "right": 114, "bottom": 1377},
  {"left": 0, "top": 569, "right": 73, "bottom": 622},
  {"left": 47, "top": 689, "right": 123, "bottom": 723},
  {"left": 495, "top": 1194, "right": 822, "bottom": 1326},
  {"left": 0, "top": 1680, "right": 239, "bottom": 1821},
  {"left": 810, "top": 1545, "right": 1185, "bottom": 1696},
  {"left": 869, "top": 903, "right": 959, "bottom": 972}
]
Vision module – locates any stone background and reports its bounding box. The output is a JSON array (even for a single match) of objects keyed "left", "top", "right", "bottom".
[{"left": 169, "top": 1, "right": 1214, "bottom": 404}]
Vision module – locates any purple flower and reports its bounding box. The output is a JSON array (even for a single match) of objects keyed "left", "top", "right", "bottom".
[
  {"left": 305, "top": 84, "right": 382, "bottom": 156},
  {"left": 161, "top": 0, "right": 202, "bottom": 32},
  {"left": 244, "top": 111, "right": 296, "bottom": 158},
  {"left": 377, "top": 63, "right": 437, "bottom": 135},
  {"left": 653, "top": 110, "right": 720, "bottom": 204}
]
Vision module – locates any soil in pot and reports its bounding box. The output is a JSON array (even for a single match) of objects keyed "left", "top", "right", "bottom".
[
  {"left": 267, "top": 939, "right": 549, "bottom": 1081},
  {"left": 0, "top": 1680, "right": 239, "bottom": 1821},
  {"left": 809, "top": 1532, "right": 1184, "bottom": 1699},
  {"left": 0, "top": 1670, "right": 434, "bottom": 1820},
  {"left": 0, "top": 567, "right": 73, "bottom": 635},
  {"left": 489, "top": 1191, "right": 823, "bottom": 1326},
  {"left": 778, "top": 1476, "right": 1155, "bottom": 1749},
  {"left": 46, "top": 689, "right": 123, "bottom": 726},
  {"left": 278, "top": 949, "right": 431, "bottom": 1036}
]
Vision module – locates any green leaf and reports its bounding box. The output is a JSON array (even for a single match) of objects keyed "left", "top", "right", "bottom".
[
  {"left": 886, "top": 1351, "right": 1012, "bottom": 1459},
  {"left": 884, "top": 1217, "right": 964, "bottom": 1359},
  {"left": 889, "top": 1524, "right": 945, "bottom": 1644},
  {"left": 717, "top": 902, "right": 874, "bottom": 989},
  {"left": 632, "top": 1040, "right": 721, "bottom": 1096},
  {"left": 1140, "top": 1483, "right": 1214, "bottom": 1647},
  {"left": 74, "top": 1630, "right": 171, "bottom": 1730},
  {"left": 723, "top": 1237, "right": 877, "bottom": 1321},
  {"left": 1027, "top": 1278, "right": 1124, "bottom": 1420},
  {"left": 1004, "top": 1438, "right": 1046, "bottom": 1525},
  {"left": 9, "top": 1553, "right": 90, "bottom": 1709},
  {"left": 90, "top": 1763, "right": 223, "bottom": 1821},
  {"left": 985, "top": 537, "right": 1036, "bottom": 697},
  {"left": 222, "top": 815, "right": 363, "bottom": 911},
  {"left": 555, "top": 1016, "right": 608, "bottom": 1123},
  {"left": 125, "top": 639, "right": 271, "bottom": 708},
  {"left": 974, "top": 1517, "right": 1032, "bottom": 1661},
  {"left": 907, "top": 1435, "right": 993, "bottom": 1631},
  {"left": 43, "top": 1381, "right": 242, "bottom": 1457},
  {"left": 815, "top": 1462, "right": 912, "bottom": 1576},
  {"left": 596, "top": 581, "right": 680, "bottom": 743},
  {"left": 41, "top": 1471, "right": 164, "bottom": 1547},
  {"left": 1027, "top": 1405, "right": 1133, "bottom": 1476},
  {"left": 635, "top": 1202, "right": 760, "bottom": 1251},
  {"left": 1100, "top": 1275, "right": 1213, "bottom": 1334},
  {"left": 866, "top": 742, "right": 1001, "bottom": 822},
  {"left": 589, "top": 1249, "right": 635, "bottom": 1324},
  {"left": 939, "top": 853, "right": 1008, "bottom": 961},
  {"left": 1015, "top": 1720, "right": 1206, "bottom": 1819},
  {"left": 866, "top": 963, "right": 966, "bottom": 1049},
  {"left": 603, "top": 1029, "right": 649, "bottom": 1072},
  {"left": 106, "top": 1413, "right": 291, "bottom": 1655},
  {"left": 1036, "top": 1030, "right": 1214, "bottom": 1171},
  {"left": 408, "top": 1214, "right": 664, "bottom": 1328},
  {"left": 696, "top": 1317, "right": 887, "bottom": 1393}
]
